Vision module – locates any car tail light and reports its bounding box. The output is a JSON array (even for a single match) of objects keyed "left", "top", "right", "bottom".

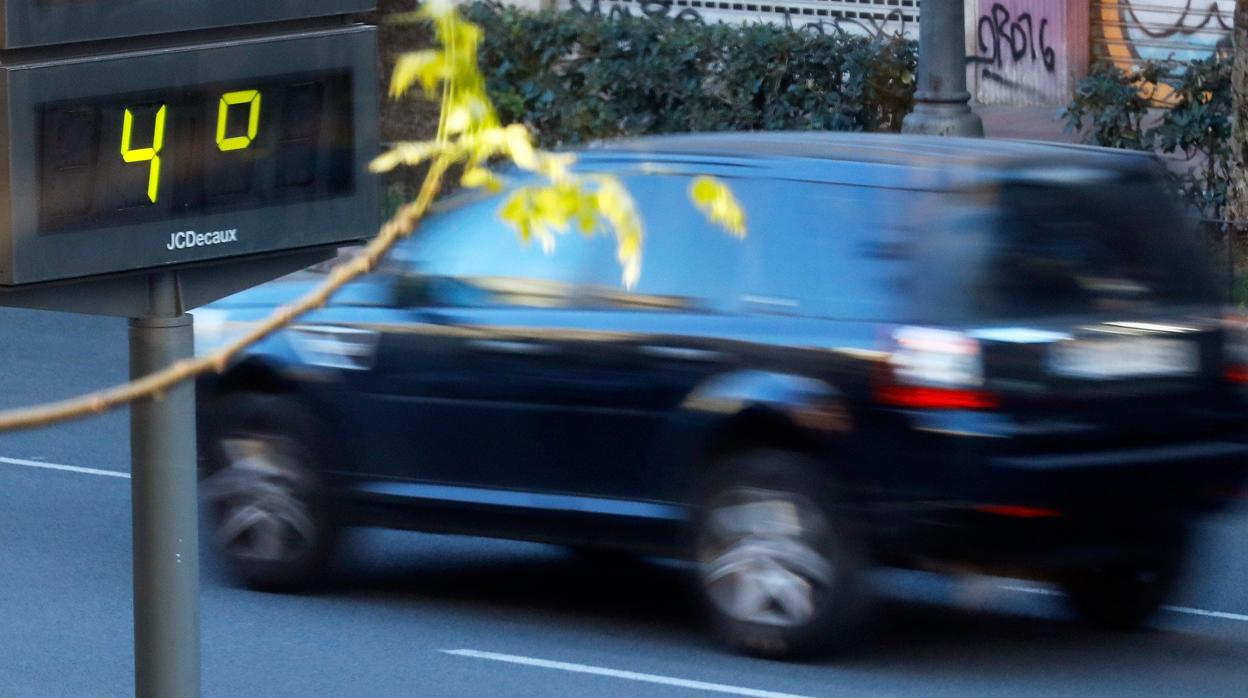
[
  {"left": 874, "top": 326, "right": 999, "bottom": 410},
  {"left": 1226, "top": 365, "right": 1248, "bottom": 384},
  {"left": 1222, "top": 311, "right": 1248, "bottom": 384},
  {"left": 974, "top": 504, "right": 1062, "bottom": 518}
]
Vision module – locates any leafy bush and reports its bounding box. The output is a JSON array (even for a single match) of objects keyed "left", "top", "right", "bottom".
[
  {"left": 1150, "top": 55, "right": 1233, "bottom": 219},
  {"left": 1063, "top": 56, "right": 1232, "bottom": 219},
  {"left": 461, "top": 2, "right": 916, "bottom": 147},
  {"left": 1062, "top": 62, "right": 1153, "bottom": 151}
]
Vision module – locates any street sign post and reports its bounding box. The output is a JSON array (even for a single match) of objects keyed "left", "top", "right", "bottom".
[
  {"left": 0, "top": 4, "right": 380, "bottom": 695},
  {"left": 129, "top": 272, "right": 199, "bottom": 698}
]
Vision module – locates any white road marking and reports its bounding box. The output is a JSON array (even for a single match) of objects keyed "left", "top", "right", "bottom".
[
  {"left": 0, "top": 456, "right": 129, "bottom": 479},
  {"left": 1003, "top": 584, "right": 1248, "bottom": 623},
  {"left": 441, "top": 649, "right": 818, "bottom": 698}
]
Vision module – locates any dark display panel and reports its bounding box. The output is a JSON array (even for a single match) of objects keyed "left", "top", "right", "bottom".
[
  {"left": 2, "top": 0, "right": 374, "bottom": 48},
  {"left": 0, "top": 26, "right": 380, "bottom": 285},
  {"left": 39, "top": 71, "right": 355, "bottom": 234}
]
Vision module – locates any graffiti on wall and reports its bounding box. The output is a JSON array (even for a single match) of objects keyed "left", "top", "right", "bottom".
[
  {"left": 567, "top": 0, "right": 705, "bottom": 23},
  {"left": 971, "top": 0, "right": 1068, "bottom": 103},
  {"left": 971, "top": 2, "right": 1058, "bottom": 99},
  {"left": 781, "top": 10, "right": 912, "bottom": 39},
  {"left": 560, "top": 0, "right": 917, "bottom": 40}
]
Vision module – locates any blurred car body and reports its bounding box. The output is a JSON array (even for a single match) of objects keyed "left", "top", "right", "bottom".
[{"left": 195, "top": 133, "right": 1248, "bottom": 657}]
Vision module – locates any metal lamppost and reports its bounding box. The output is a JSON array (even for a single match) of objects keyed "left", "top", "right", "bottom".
[{"left": 901, "top": 0, "right": 983, "bottom": 137}]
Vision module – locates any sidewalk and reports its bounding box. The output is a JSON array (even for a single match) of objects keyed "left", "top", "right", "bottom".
[
  {"left": 974, "top": 104, "right": 1081, "bottom": 143},
  {"left": 973, "top": 103, "right": 1201, "bottom": 178}
]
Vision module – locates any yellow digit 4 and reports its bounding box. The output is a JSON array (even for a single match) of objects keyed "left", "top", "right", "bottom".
[
  {"left": 120, "top": 105, "right": 167, "bottom": 204},
  {"left": 217, "top": 90, "right": 261, "bottom": 152}
]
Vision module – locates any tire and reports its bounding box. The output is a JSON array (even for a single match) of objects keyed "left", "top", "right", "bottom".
[
  {"left": 693, "top": 449, "right": 868, "bottom": 659},
  {"left": 200, "top": 392, "right": 339, "bottom": 592},
  {"left": 1060, "top": 528, "right": 1187, "bottom": 631}
]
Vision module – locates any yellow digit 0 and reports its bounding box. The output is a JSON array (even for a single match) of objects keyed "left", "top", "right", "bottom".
[
  {"left": 217, "top": 90, "right": 261, "bottom": 152},
  {"left": 120, "top": 105, "right": 166, "bottom": 204}
]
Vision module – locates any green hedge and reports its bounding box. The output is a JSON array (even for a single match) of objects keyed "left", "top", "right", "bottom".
[{"left": 462, "top": 2, "right": 917, "bottom": 147}]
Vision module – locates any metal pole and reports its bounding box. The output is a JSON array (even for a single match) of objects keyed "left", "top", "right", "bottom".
[
  {"left": 129, "top": 272, "right": 200, "bottom": 698},
  {"left": 901, "top": 0, "right": 984, "bottom": 137}
]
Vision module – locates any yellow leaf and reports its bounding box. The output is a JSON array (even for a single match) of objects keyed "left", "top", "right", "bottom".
[
  {"left": 461, "top": 167, "right": 502, "bottom": 192},
  {"left": 688, "top": 175, "right": 746, "bottom": 237},
  {"left": 617, "top": 230, "right": 641, "bottom": 261},
  {"left": 368, "top": 141, "right": 443, "bottom": 173},
  {"left": 690, "top": 176, "right": 719, "bottom": 206},
  {"left": 368, "top": 150, "right": 403, "bottom": 174},
  {"left": 504, "top": 124, "right": 538, "bottom": 170},
  {"left": 499, "top": 191, "right": 529, "bottom": 228},
  {"left": 621, "top": 253, "right": 641, "bottom": 289},
  {"left": 389, "top": 50, "right": 444, "bottom": 99},
  {"left": 538, "top": 152, "right": 576, "bottom": 181},
  {"left": 575, "top": 208, "right": 597, "bottom": 234},
  {"left": 444, "top": 104, "right": 472, "bottom": 134}
]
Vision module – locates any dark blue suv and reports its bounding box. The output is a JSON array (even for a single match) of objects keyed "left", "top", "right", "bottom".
[{"left": 195, "top": 133, "right": 1248, "bottom": 658}]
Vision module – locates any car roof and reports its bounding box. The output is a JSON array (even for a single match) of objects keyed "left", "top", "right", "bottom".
[{"left": 574, "top": 132, "right": 1157, "bottom": 189}]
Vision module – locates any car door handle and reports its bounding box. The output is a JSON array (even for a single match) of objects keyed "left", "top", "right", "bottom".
[
  {"left": 639, "top": 345, "right": 723, "bottom": 362},
  {"left": 465, "top": 339, "right": 558, "bottom": 356}
]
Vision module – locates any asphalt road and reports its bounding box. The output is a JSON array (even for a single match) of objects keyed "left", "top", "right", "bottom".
[{"left": 3, "top": 306, "right": 1248, "bottom": 697}]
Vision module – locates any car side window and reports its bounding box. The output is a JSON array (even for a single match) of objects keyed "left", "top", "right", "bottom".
[
  {"left": 387, "top": 194, "right": 591, "bottom": 309},
  {"left": 740, "top": 180, "right": 911, "bottom": 320},
  {"left": 579, "top": 173, "right": 747, "bottom": 312}
]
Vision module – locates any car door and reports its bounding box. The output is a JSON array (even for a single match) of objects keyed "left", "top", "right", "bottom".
[
  {"left": 351, "top": 192, "right": 635, "bottom": 496},
  {"left": 527, "top": 170, "right": 753, "bottom": 502}
]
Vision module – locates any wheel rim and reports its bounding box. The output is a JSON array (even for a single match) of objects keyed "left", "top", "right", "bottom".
[
  {"left": 202, "top": 434, "right": 318, "bottom": 563},
  {"left": 699, "top": 487, "right": 835, "bottom": 627}
]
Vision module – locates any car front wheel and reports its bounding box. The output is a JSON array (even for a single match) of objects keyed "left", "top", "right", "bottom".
[{"left": 694, "top": 449, "right": 867, "bottom": 659}]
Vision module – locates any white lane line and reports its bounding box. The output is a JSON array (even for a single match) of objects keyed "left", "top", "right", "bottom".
[
  {"left": 1003, "top": 585, "right": 1248, "bottom": 623},
  {"left": 0, "top": 456, "right": 129, "bottom": 479},
  {"left": 441, "top": 649, "right": 818, "bottom": 698}
]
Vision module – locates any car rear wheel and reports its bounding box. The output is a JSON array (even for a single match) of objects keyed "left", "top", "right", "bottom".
[
  {"left": 1060, "top": 529, "right": 1187, "bottom": 630},
  {"left": 201, "top": 393, "right": 339, "bottom": 591},
  {"left": 693, "top": 449, "right": 867, "bottom": 659}
]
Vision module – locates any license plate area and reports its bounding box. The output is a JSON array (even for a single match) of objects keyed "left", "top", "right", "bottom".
[{"left": 1048, "top": 337, "right": 1199, "bottom": 380}]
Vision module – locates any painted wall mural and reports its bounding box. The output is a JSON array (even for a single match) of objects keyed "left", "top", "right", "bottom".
[{"left": 1092, "top": 0, "right": 1233, "bottom": 100}]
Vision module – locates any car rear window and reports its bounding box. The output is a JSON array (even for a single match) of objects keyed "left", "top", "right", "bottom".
[{"left": 918, "top": 171, "right": 1222, "bottom": 321}]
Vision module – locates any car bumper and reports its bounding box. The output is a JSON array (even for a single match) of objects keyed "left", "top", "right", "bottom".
[{"left": 853, "top": 413, "right": 1248, "bottom": 569}]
